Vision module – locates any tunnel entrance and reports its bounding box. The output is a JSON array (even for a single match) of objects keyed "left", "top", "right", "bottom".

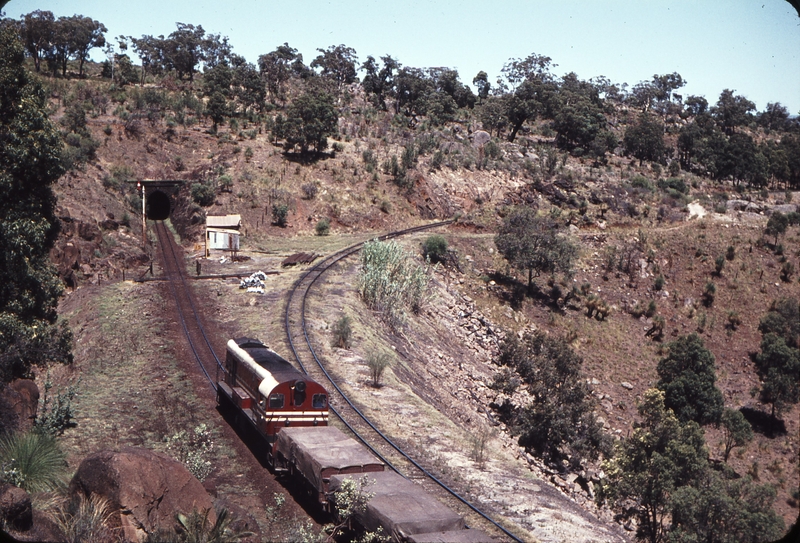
[{"left": 146, "top": 190, "right": 171, "bottom": 220}]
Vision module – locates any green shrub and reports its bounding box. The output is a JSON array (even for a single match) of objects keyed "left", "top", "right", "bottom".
[
  {"left": 489, "top": 368, "right": 520, "bottom": 395},
  {"left": 646, "top": 299, "right": 658, "bottom": 318},
  {"left": 654, "top": 275, "right": 665, "bottom": 291},
  {"left": 62, "top": 133, "right": 100, "bottom": 169},
  {"left": 301, "top": 182, "right": 318, "bottom": 200},
  {"left": 173, "top": 156, "right": 186, "bottom": 172},
  {"left": 331, "top": 314, "right": 352, "bottom": 349},
  {"left": 658, "top": 177, "right": 688, "bottom": 194},
  {"left": 362, "top": 149, "right": 378, "bottom": 173},
  {"left": 366, "top": 350, "right": 392, "bottom": 387},
  {"left": 35, "top": 375, "right": 78, "bottom": 436},
  {"left": 726, "top": 245, "right": 736, "bottom": 261},
  {"left": 191, "top": 181, "right": 216, "bottom": 207},
  {"left": 715, "top": 255, "right": 725, "bottom": 276},
  {"left": 484, "top": 140, "right": 502, "bottom": 160},
  {"left": 430, "top": 150, "right": 444, "bottom": 170},
  {"left": 702, "top": 281, "right": 716, "bottom": 307},
  {"left": 315, "top": 218, "right": 330, "bottom": 236},
  {"left": 727, "top": 311, "right": 742, "bottom": 330},
  {"left": 497, "top": 332, "right": 610, "bottom": 465},
  {"left": 272, "top": 203, "right": 289, "bottom": 227},
  {"left": 630, "top": 175, "right": 654, "bottom": 191},
  {"left": 780, "top": 261, "right": 795, "bottom": 282},
  {"left": 218, "top": 174, "right": 233, "bottom": 192},
  {"left": 165, "top": 423, "right": 214, "bottom": 482},
  {"left": 422, "top": 235, "right": 448, "bottom": 263}
]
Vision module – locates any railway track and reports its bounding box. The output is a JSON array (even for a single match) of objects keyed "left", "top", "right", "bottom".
[
  {"left": 283, "top": 220, "right": 524, "bottom": 543},
  {"left": 154, "top": 217, "right": 521, "bottom": 542},
  {"left": 153, "top": 221, "right": 222, "bottom": 392}
]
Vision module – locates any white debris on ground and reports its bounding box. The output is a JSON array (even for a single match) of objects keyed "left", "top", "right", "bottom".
[
  {"left": 240, "top": 271, "right": 268, "bottom": 291},
  {"left": 687, "top": 202, "right": 707, "bottom": 218}
]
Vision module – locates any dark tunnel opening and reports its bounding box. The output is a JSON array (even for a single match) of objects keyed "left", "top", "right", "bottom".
[{"left": 146, "top": 190, "right": 171, "bottom": 220}]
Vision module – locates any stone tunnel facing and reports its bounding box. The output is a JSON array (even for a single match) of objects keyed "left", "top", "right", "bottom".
[{"left": 146, "top": 190, "right": 171, "bottom": 220}]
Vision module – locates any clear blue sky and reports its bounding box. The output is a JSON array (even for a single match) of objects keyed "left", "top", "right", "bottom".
[{"left": 5, "top": 0, "right": 800, "bottom": 113}]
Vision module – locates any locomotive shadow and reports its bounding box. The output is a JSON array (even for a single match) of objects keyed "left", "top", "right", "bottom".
[{"left": 215, "top": 399, "right": 331, "bottom": 526}]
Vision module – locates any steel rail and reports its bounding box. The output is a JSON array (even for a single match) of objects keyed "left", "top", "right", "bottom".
[
  {"left": 154, "top": 221, "right": 222, "bottom": 391},
  {"left": 284, "top": 221, "right": 524, "bottom": 543}
]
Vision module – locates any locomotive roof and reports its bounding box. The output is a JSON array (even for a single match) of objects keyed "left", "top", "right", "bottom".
[{"left": 228, "top": 338, "right": 310, "bottom": 396}]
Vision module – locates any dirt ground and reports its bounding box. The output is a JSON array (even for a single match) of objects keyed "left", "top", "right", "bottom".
[
  {"left": 55, "top": 275, "right": 324, "bottom": 542},
  {"left": 50, "top": 202, "right": 800, "bottom": 543},
  {"left": 39, "top": 69, "right": 798, "bottom": 542}
]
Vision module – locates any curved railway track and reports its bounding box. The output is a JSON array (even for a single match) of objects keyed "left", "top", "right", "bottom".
[
  {"left": 283, "top": 221, "right": 524, "bottom": 543},
  {"left": 154, "top": 218, "right": 521, "bottom": 542}
]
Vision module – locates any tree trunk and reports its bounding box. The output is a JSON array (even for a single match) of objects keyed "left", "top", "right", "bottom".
[{"left": 508, "top": 119, "right": 525, "bottom": 143}]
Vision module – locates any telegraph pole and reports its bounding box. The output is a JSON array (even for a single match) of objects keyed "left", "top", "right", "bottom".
[{"left": 138, "top": 180, "right": 146, "bottom": 246}]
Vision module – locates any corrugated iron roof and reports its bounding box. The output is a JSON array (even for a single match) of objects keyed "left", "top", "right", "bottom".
[{"left": 206, "top": 214, "right": 241, "bottom": 228}]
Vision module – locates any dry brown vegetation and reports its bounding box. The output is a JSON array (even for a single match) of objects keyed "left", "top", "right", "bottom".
[{"left": 39, "top": 62, "right": 799, "bottom": 541}]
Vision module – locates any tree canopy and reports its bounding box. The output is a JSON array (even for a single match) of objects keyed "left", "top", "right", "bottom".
[
  {"left": 0, "top": 23, "right": 72, "bottom": 382},
  {"left": 601, "top": 389, "right": 709, "bottom": 543},
  {"left": 602, "top": 390, "right": 783, "bottom": 543},
  {"left": 273, "top": 88, "right": 338, "bottom": 154},
  {"left": 311, "top": 44, "right": 358, "bottom": 90},
  {"left": 624, "top": 113, "right": 668, "bottom": 165},
  {"left": 495, "top": 207, "right": 578, "bottom": 292},
  {"left": 497, "top": 331, "right": 609, "bottom": 466},
  {"left": 656, "top": 333, "right": 724, "bottom": 425},
  {"left": 720, "top": 408, "right": 752, "bottom": 463},
  {"left": 17, "top": 11, "right": 106, "bottom": 77}
]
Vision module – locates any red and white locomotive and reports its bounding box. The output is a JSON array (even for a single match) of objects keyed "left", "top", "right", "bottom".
[
  {"left": 216, "top": 337, "right": 329, "bottom": 464},
  {"left": 217, "top": 337, "right": 496, "bottom": 542}
]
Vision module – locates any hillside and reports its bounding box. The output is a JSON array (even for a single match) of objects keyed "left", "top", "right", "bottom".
[{"left": 7, "top": 47, "right": 799, "bottom": 542}]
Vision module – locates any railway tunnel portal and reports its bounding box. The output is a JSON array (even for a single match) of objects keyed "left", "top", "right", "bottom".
[{"left": 141, "top": 180, "right": 184, "bottom": 220}]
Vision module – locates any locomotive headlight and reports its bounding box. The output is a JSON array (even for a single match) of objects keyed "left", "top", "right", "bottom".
[{"left": 294, "top": 381, "right": 306, "bottom": 393}]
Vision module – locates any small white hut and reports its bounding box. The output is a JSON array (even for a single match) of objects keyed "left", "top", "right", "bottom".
[{"left": 205, "top": 214, "right": 241, "bottom": 255}]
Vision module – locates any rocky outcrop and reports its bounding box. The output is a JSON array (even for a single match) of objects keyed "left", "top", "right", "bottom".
[
  {"left": 0, "top": 379, "right": 39, "bottom": 434},
  {"left": 0, "top": 484, "right": 32, "bottom": 531},
  {"left": 0, "top": 484, "right": 63, "bottom": 543},
  {"left": 726, "top": 199, "right": 763, "bottom": 213},
  {"left": 69, "top": 447, "right": 214, "bottom": 543}
]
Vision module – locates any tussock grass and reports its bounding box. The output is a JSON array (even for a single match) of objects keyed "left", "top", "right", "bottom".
[{"left": 0, "top": 431, "right": 66, "bottom": 493}]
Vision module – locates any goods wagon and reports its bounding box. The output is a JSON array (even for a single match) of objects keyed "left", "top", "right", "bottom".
[
  {"left": 330, "top": 471, "right": 473, "bottom": 541},
  {"left": 274, "top": 426, "right": 384, "bottom": 508}
]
